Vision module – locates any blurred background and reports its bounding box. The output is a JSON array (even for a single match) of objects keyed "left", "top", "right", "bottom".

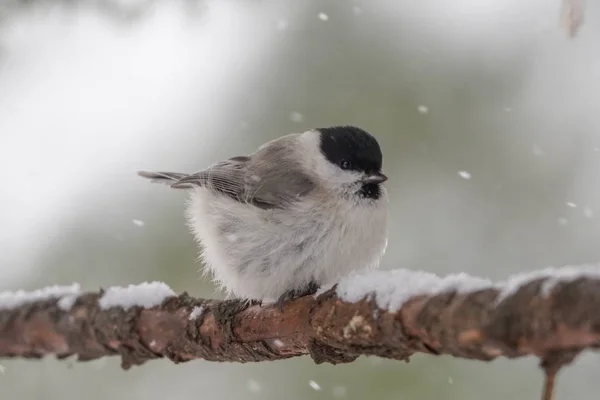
[{"left": 1, "top": 0, "right": 599, "bottom": 398}]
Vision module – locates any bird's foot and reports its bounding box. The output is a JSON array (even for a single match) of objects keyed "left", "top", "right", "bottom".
[
  {"left": 248, "top": 298, "right": 262, "bottom": 307},
  {"left": 275, "top": 281, "right": 320, "bottom": 312}
]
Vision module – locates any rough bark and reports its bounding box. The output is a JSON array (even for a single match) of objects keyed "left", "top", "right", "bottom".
[
  {"left": 2, "top": 275, "right": 600, "bottom": 400},
  {"left": 1, "top": 276, "right": 600, "bottom": 369}
]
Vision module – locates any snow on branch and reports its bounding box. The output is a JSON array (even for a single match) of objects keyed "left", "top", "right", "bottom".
[{"left": 2, "top": 266, "right": 600, "bottom": 399}]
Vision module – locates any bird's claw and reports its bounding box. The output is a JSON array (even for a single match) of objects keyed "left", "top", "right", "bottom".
[
  {"left": 275, "top": 281, "right": 320, "bottom": 312},
  {"left": 249, "top": 299, "right": 262, "bottom": 307}
]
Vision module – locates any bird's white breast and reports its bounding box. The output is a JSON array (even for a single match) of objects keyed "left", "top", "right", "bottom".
[{"left": 186, "top": 187, "right": 388, "bottom": 302}]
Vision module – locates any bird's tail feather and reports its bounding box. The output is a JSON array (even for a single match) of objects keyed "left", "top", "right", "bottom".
[{"left": 137, "top": 171, "right": 195, "bottom": 189}]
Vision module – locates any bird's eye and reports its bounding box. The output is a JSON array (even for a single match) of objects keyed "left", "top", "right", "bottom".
[{"left": 340, "top": 160, "right": 351, "bottom": 170}]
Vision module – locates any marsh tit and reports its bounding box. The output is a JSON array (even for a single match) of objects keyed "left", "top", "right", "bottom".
[{"left": 138, "top": 125, "right": 389, "bottom": 309}]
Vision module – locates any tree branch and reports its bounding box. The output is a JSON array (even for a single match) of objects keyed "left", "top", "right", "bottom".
[
  {"left": 562, "top": 0, "right": 585, "bottom": 38},
  {"left": 1, "top": 266, "right": 600, "bottom": 400}
]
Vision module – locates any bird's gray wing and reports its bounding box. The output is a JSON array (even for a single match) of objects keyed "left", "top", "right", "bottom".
[
  {"left": 242, "top": 137, "right": 316, "bottom": 209},
  {"left": 242, "top": 159, "right": 316, "bottom": 209},
  {"left": 138, "top": 151, "right": 315, "bottom": 209}
]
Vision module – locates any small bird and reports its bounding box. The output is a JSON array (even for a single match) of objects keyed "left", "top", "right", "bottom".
[{"left": 138, "top": 125, "right": 389, "bottom": 309}]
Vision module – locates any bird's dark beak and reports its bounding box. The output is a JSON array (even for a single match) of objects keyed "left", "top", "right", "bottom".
[{"left": 362, "top": 172, "right": 388, "bottom": 184}]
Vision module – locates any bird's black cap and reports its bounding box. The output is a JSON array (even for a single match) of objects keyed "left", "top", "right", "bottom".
[{"left": 317, "top": 126, "right": 383, "bottom": 174}]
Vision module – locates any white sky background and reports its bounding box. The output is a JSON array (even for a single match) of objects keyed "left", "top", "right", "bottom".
[
  {"left": 364, "top": 0, "right": 600, "bottom": 283},
  {"left": 0, "top": 1, "right": 294, "bottom": 285},
  {"left": 1, "top": 0, "right": 598, "bottom": 285},
  {"left": 1, "top": 1, "right": 600, "bottom": 399}
]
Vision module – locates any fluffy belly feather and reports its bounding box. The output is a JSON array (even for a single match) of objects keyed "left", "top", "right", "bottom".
[{"left": 187, "top": 187, "right": 388, "bottom": 302}]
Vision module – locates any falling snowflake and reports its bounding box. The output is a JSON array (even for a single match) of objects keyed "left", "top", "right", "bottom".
[
  {"left": 290, "top": 111, "right": 304, "bottom": 123},
  {"left": 132, "top": 219, "right": 145, "bottom": 227},
  {"left": 318, "top": 12, "right": 329, "bottom": 21},
  {"left": 557, "top": 217, "right": 568, "bottom": 225},
  {"left": 566, "top": 202, "right": 577, "bottom": 208},
  {"left": 309, "top": 380, "right": 321, "bottom": 391},
  {"left": 458, "top": 171, "right": 472, "bottom": 180},
  {"left": 332, "top": 386, "right": 347, "bottom": 398},
  {"left": 276, "top": 19, "right": 288, "bottom": 30},
  {"left": 417, "top": 105, "right": 429, "bottom": 114},
  {"left": 247, "top": 379, "right": 261, "bottom": 393},
  {"left": 532, "top": 145, "right": 545, "bottom": 156},
  {"left": 584, "top": 206, "right": 594, "bottom": 218}
]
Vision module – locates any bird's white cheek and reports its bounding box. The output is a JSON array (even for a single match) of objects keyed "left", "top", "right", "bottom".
[
  {"left": 329, "top": 170, "right": 363, "bottom": 187},
  {"left": 310, "top": 152, "right": 359, "bottom": 185}
]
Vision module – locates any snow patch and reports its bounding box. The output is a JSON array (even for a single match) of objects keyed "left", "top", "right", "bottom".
[
  {"left": 0, "top": 284, "right": 80, "bottom": 310},
  {"left": 337, "top": 264, "right": 600, "bottom": 312},
  {"left": 337, "top": 269, "right": 491, "bottom": 312},
  {"left": 57, "top": 293, "right": 80, "bottom": 310},
  {"left": 98, "top": 282, "right": 175, "bottom": 310},
  {"left": 314, "top": 282, "right": 335, "bottom": 297},
  {"left": 189, "top": 305, "right": 205, "bottom": 320},
  {"left": 495, "top": 264, "right": 600, "bottom": 303}
]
